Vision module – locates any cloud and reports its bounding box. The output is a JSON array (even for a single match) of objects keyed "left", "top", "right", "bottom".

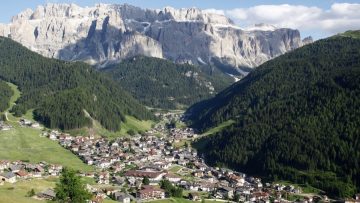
[{"left": 205, "top": 3, "right": 360, "bottom": 39}]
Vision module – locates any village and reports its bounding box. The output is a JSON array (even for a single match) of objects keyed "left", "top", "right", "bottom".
[{"left": 0, "top": 114, "right": 358, "bottom": 203}]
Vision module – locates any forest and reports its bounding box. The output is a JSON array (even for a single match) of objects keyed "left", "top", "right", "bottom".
[
  {"left": 102, "top": 56, "right": 233, "bottom": 109},
  {"left": 0, "top": 37, "right": 154, "bottom": 131},
  {"left": 188, "top": 33, "right": 360, "bottom": 197},
  {"left": 0, "top": 80, "right": 12, "bottom": 113}
]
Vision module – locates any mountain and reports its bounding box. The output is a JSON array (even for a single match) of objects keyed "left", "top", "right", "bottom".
[
  {"left": 102, "top": 56, "right": 233, "bottom": 109},
  {"left": 0, "top": 37, "right": 153, "bottom": 131},
  {"left": 187, "top": 32, "right": 360, "bottom": 197},
  {"left": 0, "top": 3, "right": 311, "bottom": 73}
]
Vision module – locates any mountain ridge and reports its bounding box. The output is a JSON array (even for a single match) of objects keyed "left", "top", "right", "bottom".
[{"left": 0, "top": 3, "right": 312, "bottom": 73}]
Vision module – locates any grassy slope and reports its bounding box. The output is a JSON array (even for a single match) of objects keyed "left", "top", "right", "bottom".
[
  {"left": 201, "top": 120, "right": 235, "bottom": 136},
  {"left": 67, "top": 115, "right": 154, "bottom": 139},
  {"left": 149, "top": 198, "right": 219, "bottom": 203},
  {"left": 0, "top": 124, "right": 92, "bottom": 172},
  {"left": 339, "top": 30, "right": 360, "bottom": 39},
  {"left": 119, "top": 116, "right": 154, "bottom": 135},
  {"left": 0, "top": 178, "right": 57, "bottom": 203},
  {"left": 0, "top": 83, "right": 93, "bottom": 172}
]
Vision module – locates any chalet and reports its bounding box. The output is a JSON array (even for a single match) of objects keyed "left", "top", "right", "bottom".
[
  {"left": 9, "top": 164, "right": 22, "bottom": 173},
  {"left": 48, "top": 165, "right": 62, "bottom": 176},
  {"left": 164, "top": 173, "right": 181, "bottom": 183},
  {"left": 198, "top": 182, "right": 216, "bottom": 192},
  {"left": 193, "top": 170, "right": 204, "bottom": 178},
  {"left": 90, "top": 195, "right": 104, "bottom": 203},
  {"left": 217, "top": 186, "right": 234, "bottom": 199},
  {"left": 33, "top": 166, "right": 44, "bottom": 177},
  {"left": 0, "top": 160, "right": 10, "bottom": 170},
  {"left": 97, "top": 172, "right": 110, "bottom": 184},
  {"left": 19, "top": 118, "right": 32, "bottom": 126},
  {"left": 15, "top": 170, "right": 29, "bottom": 179},
  {"left": 113, "top": 192, "right": 131, "bottom": 203},
  {"left": 0, "top": 123, "right": 11, "bottom": 131},
  {"left": 37, "top": 189, "right": 56, "bottom": 200},
  {"left": 227, "top": 174, "right": 245, "bottom": 187},
  {"left": 125, "top": 170, "right": 165, "bottom": 181},
  {"left": 137, "top": 186, "right": 165, "bottom": 200},
  {"left": 0, "top": 172, "right": 16, "bottom": 183},
  {"left": 114, "top": 176, "right": 126, "bottom": 186},
  {"left": 251, "top": 192, "right": 270, "bottom": 201},
  {"left": 189, "top": 192, "right": 201, "bottom": 201},
  {"left": 31, "top": 122, "right": 41, "bottom": 128},
  {"left": 304, "top": 196, "right": 313, "bottom": 203}
]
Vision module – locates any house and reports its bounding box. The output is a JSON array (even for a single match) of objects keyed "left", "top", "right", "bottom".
[
  {"left": 90, "top": 195, "right": 104, "bottom": 203},
  {"left": 113, "top": 192, "right": 131, "bottom": 203},
  {"left": 31, "top": 122, "right": 41, "bottom": 128},
  {"left": 189, "top": 192, "right": 201, "bottom": 201},
  {"left": 164, "top": 173, "right": 181, "bottom": 183},
  {"left": 97, "top": 172, "right": 110, "bottom": 184},
  {"left": 15, "top": 170, "right": 29, "bottom": 179},
  {"left": 0, "top": 160, "right": 10, "bottom": 170},
  {"left": 37, "top": 189, "right": 56, "bottom": 200},
  {"left": 33, "top": 166, "right": 44, "bottom": 177},
  {"left": 125, "top": 170, "right": 165, "bottom": 181},
  {"left": 217, "top": 187, "right": 234, "bottom": 199},
  {"left": 0, "top": 172, "right": 17, "bottom": 183},
  {"left": 9, "top": 164, "right": 22, "bottom": 173},
  {"left": 137, "top": 186, "right": 165, "bottom": 200}
]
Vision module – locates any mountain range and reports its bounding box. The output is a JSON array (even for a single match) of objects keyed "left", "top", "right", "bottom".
[{"left": 0, "top": 3, "right": 312, "bottom": 74}]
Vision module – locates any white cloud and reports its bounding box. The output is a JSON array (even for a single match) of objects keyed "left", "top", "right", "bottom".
[
  {"left": 205, "top": 3, "right": 360, "bottom": 39},
  {"left": 203, "top": 8, "right": 225, "bottom": 16}
]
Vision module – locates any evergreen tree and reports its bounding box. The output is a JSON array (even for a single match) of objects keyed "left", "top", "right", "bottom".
[
  {"left": 142, "top": 177, "right": 150, "bottom": 185},
  {"left": 54, "top": 168, "right": 92, "bottom": 203}
]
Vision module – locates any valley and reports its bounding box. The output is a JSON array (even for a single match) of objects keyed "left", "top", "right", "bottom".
[{"left": 0, "top": 1, "right": 358, "bottom": 202}]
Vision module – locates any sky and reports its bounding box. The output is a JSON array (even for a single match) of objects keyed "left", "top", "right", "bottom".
[{"left": 1, "top": 0, "right": 359, "bottom": 39}]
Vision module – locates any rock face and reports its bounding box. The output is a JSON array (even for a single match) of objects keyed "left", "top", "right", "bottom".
[{"left": 0, "top": 3, "right": 312, "bottom": 71}]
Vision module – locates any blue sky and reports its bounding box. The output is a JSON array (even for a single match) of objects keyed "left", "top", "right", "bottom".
[{"left": 1, "top": 0, "right": 359, "bottom": 39}]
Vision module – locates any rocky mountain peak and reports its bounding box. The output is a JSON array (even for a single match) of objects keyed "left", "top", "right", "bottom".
[{"left": 0, "top": 3, "right": 311, "bottom": 73}]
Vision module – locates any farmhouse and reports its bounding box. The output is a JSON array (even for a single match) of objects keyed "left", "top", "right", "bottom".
[
  {"left": 0, "top": 172, "right": 16, "bottom": 183},
  {"left": 125, "top": 170, "right": 165, "bottom": 181},
  {"left": 37, "top": 189, "right": 56, "bottom": 200},
  {"left": 137, "top": 186, "right": 165, "bottom": 200}
]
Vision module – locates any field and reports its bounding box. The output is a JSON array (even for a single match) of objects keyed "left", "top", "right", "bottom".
[
  {"left": 0, "top": 178, "right": 57, "bottom": 203},
  {"left": 0, "top": 178, "right": 118, "bottom": 203},
  {"left": 66, "top": 115, "right": 154, "bottom": 139},
  {"left": 201, "top": 120, "right": 235, "bottom": 136},
  {"left": 148, "top": 198, "right": 221, "bottom": 203},
  {"left": 0, "top": 83, "right": 93, "bottom": 172},
  {"left": 0, "top": 122, "right": 94, "bottom": 172},
  {"left": 169, "top": 165, "right": 183, "bottom": 173}
]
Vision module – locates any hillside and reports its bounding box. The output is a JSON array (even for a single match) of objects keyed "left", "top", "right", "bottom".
[
  {"left": 187, "top": 32, "right": 360, "bottom": 197},
  {"left": 0, "top": 37, "right": 153, "bottom": 131},
  {"left": 102, "top": 56, "right": 233, "bottom": 109},
  {"left": 0, "top": 80, "right": 13, "bottom": 114}
]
